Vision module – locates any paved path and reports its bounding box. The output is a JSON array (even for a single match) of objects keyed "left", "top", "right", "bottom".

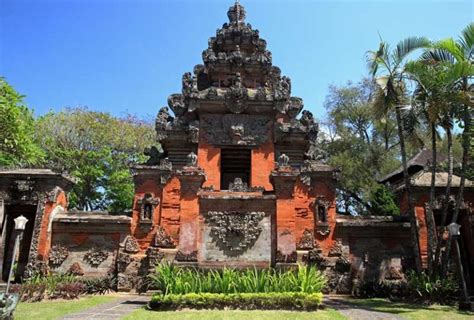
[
  {"left": 59, "top": 295, "right": 149, "bottom": 320},
  {"left": 324, "top": 296, "right": 405, "bottom": 320}
]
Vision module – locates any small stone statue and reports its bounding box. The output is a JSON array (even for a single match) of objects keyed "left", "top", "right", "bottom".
[
  {"left": 187, "top": 152, "right": 198, "bottom": 167},
  {"left": 278, "top": 153, "right": 290, "bottom": 167}
]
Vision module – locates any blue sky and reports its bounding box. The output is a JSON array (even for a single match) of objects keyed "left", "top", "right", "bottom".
[{"left": 1, "top": 0, "right": 472, "bottom": 121}]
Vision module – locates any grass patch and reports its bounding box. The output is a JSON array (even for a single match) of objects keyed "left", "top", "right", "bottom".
[
  {"left": 14, "top": 294, "right": 118, "bottom": 320},
  {"left": 123, "top": 309, "right": 346, "bottom": 320},
  {"left": 348, "top": 298, "right": 474, "bottom": 320}
]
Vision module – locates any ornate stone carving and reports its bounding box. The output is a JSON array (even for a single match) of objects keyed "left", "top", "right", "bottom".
[
  {"left": 48, "top": 244, "right": 69, "bottom": 267},
  {"left": 328, "top": 239, "right": 343, "bottom": 257},
  {"left": 202, "top": 114, "right": 270, "bottom": 146},
  {"left": 23, "top": 261, "right": 49, "bottom": 279},
  {"left": 136, "top": 193, "right": 160, "bottom": 222},
  {"left": 224, "top": 73, "right": 248, "bottom": 113},
  {"left": 205, "top": 211, "right": 265, "bottom": 254},
  {"left": 146, "top": 247, "right": 164, "bottom": 267},
  {"left": 143, "top": 146, "right": 165, "bottom": 166},
  {"left": 123, "top": 236, "right": 140, "bottom": 253},
  {"left": 28, "top": 194, "right": 46, "bottom": 261},
  {"left": 155, "top": 107, "right": 173, "bottom": 141},
  {"left": 116, "top": 252, "right": 132, "bottom": 273},
  {"left": 175, "top": 250, "right": 198, "bottom": 262},
  {"left": 304, "top": 244, "right": 328, "bottom": 267},
  {"left": 188, "top": 120, "right": 199, "bottom": 143},
  {"left": 275, "top": 250, "right": 297, "bottom": 263},
  {"left": 335, "top": 254, "right": 351, "bottom": 273},
  {"left": 167, "top": 93, "right": 187, "bottom": 118},
  {"left": 67, "top": 262, "right": 84, "bottom": 276},
  {"left": 297, "top": 229, "right": 314, "bottom": 250},
  {"left": 84, "top": 247, "right": 109, "bottom": 267},
  {"left": 46, "top": 186, "right": 63, "bottom": 203},
  {"left": 228, "top": 177, "right": 264, "bottom": 192},
  {"left": 153, "top": 226, "right": 175, "bottom": 248},
  {"left": 187, "top": 152, "right": 198, "bottom": 167},
  {"left": 287, "top": 97, "right": 303, "bottom": 119}
]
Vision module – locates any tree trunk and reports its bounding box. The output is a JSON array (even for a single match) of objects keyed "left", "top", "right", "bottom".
[
  {"left": 426, "top": 122, "right": 438, "bottom": 275},
  {"left": 396, "top": 107, "right": 422, "bottom": 272},
  {"left": 441, "top": 107, "right": 471, "bottom": 277}
]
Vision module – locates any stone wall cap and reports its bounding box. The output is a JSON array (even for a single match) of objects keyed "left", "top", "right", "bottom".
[
  {"left": 54, "top": 212, "right": 131, "bottom": 224},
  {"left": 0, "top": 168, "right": 76, "bottom": 184},
  {"left": 336, "top": 215, "right": 411, "bottom": 227}
]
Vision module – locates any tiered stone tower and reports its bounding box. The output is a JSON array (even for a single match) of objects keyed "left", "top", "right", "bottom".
[{"left": 126, "top": 1, "right": 337, "bottom": 286}]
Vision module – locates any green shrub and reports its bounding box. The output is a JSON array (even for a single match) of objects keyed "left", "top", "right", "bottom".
[
  {"left": 149, "top": 292, "right": 323, "bottom": 310},
  {"left": 406, "top": 270, "right": 458, "bottom": 305},
  {"left": 10, "top": 274, "right": 117, "bottom": 302},
  {"left": 149, "top": 263, "right": 326, "bottom": 295}
]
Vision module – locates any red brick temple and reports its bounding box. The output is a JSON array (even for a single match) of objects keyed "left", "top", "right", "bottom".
[
  {"left": 130, "top": 1, "right": 337, "bottom": 269},
  {"left": 1, "top": 2, "right": 473, "bottom": 295}
]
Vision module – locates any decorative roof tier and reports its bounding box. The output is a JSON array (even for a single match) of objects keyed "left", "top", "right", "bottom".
[{"left": 151, "top": 1, "right": 323, "bottom": 169}]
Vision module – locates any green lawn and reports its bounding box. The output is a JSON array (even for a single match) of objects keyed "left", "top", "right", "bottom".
[
  {"left": 14, "top": 295, "right": 118, "bottom": 320},
  {"left": 347, "top": 298, "right": 474, "bottom": 320},
  {"left": 123, "top": 308, "right": 346, "bottom": 320}
]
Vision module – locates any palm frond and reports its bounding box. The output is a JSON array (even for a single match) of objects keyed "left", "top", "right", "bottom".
[
  {"left": 434, "top": 38, "right": 465, "bottom": 62},
  {"left": 459, "top": 23, "right": 474, "bottom": 59},
  {"left": 444, "top": 61, "right": 474, "bottom": 88},
  {"left": 420, "top": 48, "right": 456, "bottom": 64},
  {"left": 393, "top": 37, "right": 431, "bottom": 65}
]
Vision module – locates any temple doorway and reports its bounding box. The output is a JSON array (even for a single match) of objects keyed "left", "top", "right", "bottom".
[
  {"left": 220, "top": 148, "right": 251, "bottom": 190},
  {"left": 1, "top": 204, "right": 37, "bottom": 281}
]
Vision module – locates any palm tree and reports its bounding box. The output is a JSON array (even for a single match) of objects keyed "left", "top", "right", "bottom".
[
  {"left": 367, "top": 37, "right": 431, "bottom": 272},
  {"left": 425, "top": 23, "right": 474, "bottom": 276},
  {"left": 405, "top": 60, "right": 454, "bottom": 274}
]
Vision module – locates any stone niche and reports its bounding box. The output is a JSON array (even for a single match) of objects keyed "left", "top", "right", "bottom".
[{"left": 198, "top": 196, "right": 275, "bottom": 268}]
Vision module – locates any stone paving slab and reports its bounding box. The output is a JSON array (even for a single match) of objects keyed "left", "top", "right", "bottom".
[
  {"left": 59, "top": 295, "right": 149, "bottom": 320},
  {"left": 324, "top": 296, "right": 405, "bottom": 320}
]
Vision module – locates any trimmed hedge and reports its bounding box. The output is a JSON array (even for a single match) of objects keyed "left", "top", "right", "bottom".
[{"left": 149, "top": 292, "right": 323, "bottom": 311}]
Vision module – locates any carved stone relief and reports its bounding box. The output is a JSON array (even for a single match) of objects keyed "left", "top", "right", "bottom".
[
  {"left": 297, "top": 229, "right": 314, "bottom": 250},
  {"left": 205, "top": 211, "right": 265, "bottom": 254},
  {"left": 48, "top": 244, "right": 69, "bottom": 268},
  {"left": 123, "top": 236, "right": 140, "bottom": 254},
  {"left": 228, "top": 177, "right": 264, "bottom": 192},
  {"left": 202, "top": 114, "right": 270, "bottom": 146},
  {"left": 153, "top": 226, "right": 175, "bottom": 248},
  {"left": 83, "top": 247, "right": 109, "bottom": 267}
]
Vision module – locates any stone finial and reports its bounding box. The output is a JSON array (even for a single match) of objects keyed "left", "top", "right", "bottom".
[
  {"left": 228, "top": 0, "right": 246, "bottom": 24},
  {"left": 187, "top": 152, "right": 198, "bottom": 167}
]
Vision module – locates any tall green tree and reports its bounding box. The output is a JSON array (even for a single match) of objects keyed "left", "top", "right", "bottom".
[
  {"left": 367, "top": 37, "right": 431, "bottom": 272},
  {"left": 322, "top": 79, "right": 400, "bottom": 215},
  {"left": 35, "top": 107, "right": 155, "bottom": 212},
  {"left": 0, "top": 78, "right": 44, "bottom": 166},
  {"left": 405, "top": 59, "right": 454, "bottom": 274},
  {"left": 426, "top": 23, "right": 474, "bottom": 276}
]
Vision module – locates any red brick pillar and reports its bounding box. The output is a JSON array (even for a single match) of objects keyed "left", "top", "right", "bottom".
[
  {"left": 271, "top": 165, "right": 298, "bottom": 265},
  {"left": 176, "top": 163, "right": 206, "bottom": 264}
]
